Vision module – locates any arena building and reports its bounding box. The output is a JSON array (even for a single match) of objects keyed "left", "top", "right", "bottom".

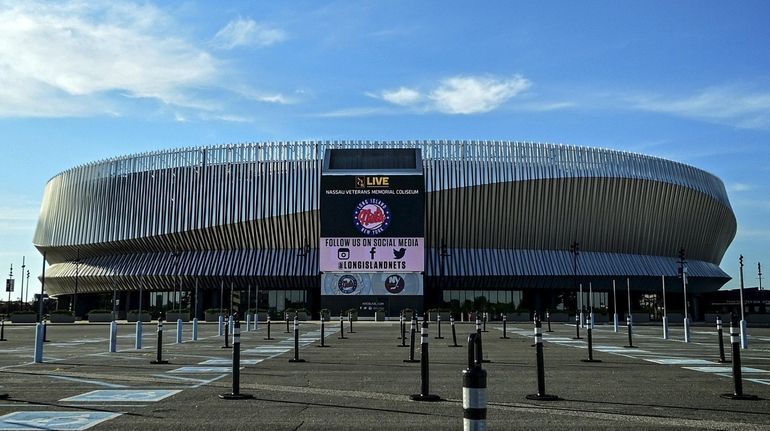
[{"left": 32, "top": 141, "right": 736, "bottom": 320}]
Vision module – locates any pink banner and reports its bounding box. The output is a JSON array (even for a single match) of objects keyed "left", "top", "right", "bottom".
[{"left": 320, "top": 237, "right": 424, "bottom": 272}]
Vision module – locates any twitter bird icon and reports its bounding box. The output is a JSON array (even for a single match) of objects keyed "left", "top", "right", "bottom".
[{"left": 393, "top": 248, "right": 406, "bottom": 260}]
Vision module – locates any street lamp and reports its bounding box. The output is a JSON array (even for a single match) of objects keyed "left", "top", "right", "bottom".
[
  {"left": 570, "top": 242, "right": 581, "bottom": 325},
  {"left": 739, "top": 255, "right": 748, "bottom": 349},
  {"left": 25, "top": 270, "right": 30, "bottom": 307},
  {"left": 677, "top": 248, "right": 690, "bottom": 343},
  {"left": 758, "top": 262, "right": 763, "bottom": 291},
  {"left": 19, "top": 256, "right": 25, "bottom": 310},
  {"left": 6, "top": 264, "right": 13, "bottom": 316}
]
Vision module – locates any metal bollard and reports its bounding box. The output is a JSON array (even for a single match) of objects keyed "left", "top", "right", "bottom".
[
  {"left": 289, "top": 317, "right": 306, "bottom": 362},
  {"left": 192, "top": 318, "right": 199, "bottom": 341},
  {"left": 318, "top": 316, "right": 328, "bottom": 348},
  {"left": 0, "top": 317, "right": 6, "bottom": 341},
  {"left": 435, "top": 314, "right": 444, "bottom": 340},
  {"left": 176, "top": 318, "right": 183, "bottom": 344},
  {"left": 482, "top": 312, "right": 488, "bottom": 332},
  {"left": 581, "top": 316, "right": 601, "bottom": 363},
  {"left": 684, "top": 315, "right": 691, "bottom": 343},
  {"left": 404, "top": 316, "right": 419, "bottom": 363},
  {"left": 285, "top": 313, "right": 291, "bottom": 333},
  {"left": 740, "top": 319, "right": 748, "bottom": 349},
  {"left": 33, "top": 323, "right": 44, "bottom": 363},
  {"left": 717, "top": 316, "right": 729, "bottom": 363},
  {"left": 43, "top": 319, "right": 49, "bottom": 342},
  {"left": 525, "top": 317, "right": 559, "bottom": 401},
  {"left": 475, "top": 316, "right": 490, "bottom": 363},
  {"left": 398, "top": 314, "right": 407, "bottom": 347},
  {"left": 348, "top": 311, "right": 355, "bottom": 333},
  {"left": 219, "top": 318, "right": 253, "bottom": 400},
  {"left": 150, "top": 320, "right": 169, "bottom": 364},
  {"left": 546, "top": 311, "right": 553, "bottom": 333},
  {"left": 624, "top": 315, "right": 637, "bottom": 348},
  {"left": 338, "top": 315, "right": 346, "bottom": 339},
  {"left": 573, "top": 313, "right": 582, "bottom": 339},
  {"left": 222, "top": 315, "right": 231, "bottom": 349},
  {"left": 218, "top": 314, "right": 224, "bottom": 336},
  {"left": 253, "top": 312, "right": 259, "bottom": 331},
  {"left": 245, "top": 314, "right": 252, "bottom": 332},
  {"left": 108, "top": 321, "right": 118, "bottom": 353},
  {"left": 662, "top": 315, "right": 669, "bottom": 340},
  {"left": 410, "top": 316, "right": 440, "bottom": 401},
  {"left": 135, "top": 321, "right": 143, "bottom": 350},
  {"left": 720, "top": 315, "right": 759, "bottom": 400},
  {"left": 449, "top": 315, "right": 460, "bottom": 347},
  {"left": 463, "top": 333, "right": 486, "bottom": 431},
  {"left": 613, "top": 312, "right": 619, "bottom": 333},
  {"left": 264, "top": 315, "right": 274, "bottom": 340},
  {"left": 500, "top": 314, "right": 509, "bottom": 339},
  {"left": 398, "top": 313, "right": 404, "bottom": 339}
]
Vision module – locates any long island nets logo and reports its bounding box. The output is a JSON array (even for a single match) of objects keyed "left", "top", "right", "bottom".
[{"left": 353, "top": 198, "right": 391, "bottom": 235}]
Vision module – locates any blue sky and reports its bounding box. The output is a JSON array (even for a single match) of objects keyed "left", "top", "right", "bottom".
[{"left": 1, "top": 1, "right": 769, "bottom": 299}]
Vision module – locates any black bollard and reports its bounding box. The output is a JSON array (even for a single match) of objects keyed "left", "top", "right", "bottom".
[
  {"left": 435, "top": 314, "right": 444, "bottom": 340},
  {"left": 410, "top": 316, "right": 441, "bottom": 401},
  {"left": 463, "top": 333, "right": 486, "bottom": 431},
  {"left": 624, "top": 315, "right": 637, "bottom": 348},
  {"left": 285, "top": 313, "right": 290, "bottom": 333},
  {"left": 500, "top": 314, "right": 509, "bottom": 339},
  {"left": 289, "top": 317, "right": 305, "bottom": 362},
  {"left": 716, "top": 316, "right": 729, "bottom": 363},
  {"left": 0, "top": 317, "right": 6, "bottom": 341},
  {"left": 264, "top": 315, "right": 274, "bottom": 340},
  {"left": 482, "top": 312, "right": 488, "bottom": 332},
  {"left": 219, "top": 318, "right": 253, "bottom": 400},
  {"left": 222, "top": 315, "right": 231, "bottom": 349},
  {"left": 150, "top": 319, "right": 169, "bottom": 364},
  {"left": 720, "top": 315, "right": 760, "bottom": 400},
  {"left": 338, "top": 315, "right": 346, "bottom": 339},
  {"left": 475, "top": 316, "right": 490, "bottom": 363},
  {"left": 404, "top": 316, "right": 419, "bottom": 363},
  {"left": 398, "top": 314, "right": 407, "bottom": 347},
  {"left": 573, "top": 313, "right": 581, "bottom": 339},
  {"left": 449, "top": 315, "right": 460, "bottom": 347},
  {"left": 348, "top": 311, "right": 355, "bottom": 333},
  {"left": 526, "top": 317, "right": 559, "bottom": 401},
  {"left": 317, "top": 316, "right": 328, "bottom": 348},
  {"left": 546, "top": 310, "right": 553, "bottom": 333},
  {"left": 581, "top": 316, "right": 601, "bottom": 363}
]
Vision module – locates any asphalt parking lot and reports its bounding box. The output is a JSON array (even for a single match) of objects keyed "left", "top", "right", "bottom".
[{"left": 1, "top": 318, "right": 769, "bottom": 430}]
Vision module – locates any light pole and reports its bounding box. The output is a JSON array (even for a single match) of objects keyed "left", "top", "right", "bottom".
[
  {"left": 758, "top": 262, "right": 763, "bottom": 291},
  {"left": 440, "top": 240, "right": 450, "bottom": 315},
  {"left": 6, "top": 264, "right": 13, "bottom": 316},
  {"left": 39, "top": 252, "right": 46, "bottom": 323},
  {"left": 678, "top": 248, "right": 690, "bottom": 343},
  {"left": 739, "top": 255, "right": 748, "bottom": 349},
  {"left": 626, "top": 277, "right": 631, "bottom": 328},
  {"left": 612, "top": 279, "right": 618, "bottom": 332},
  {"left": 173, "top": 249, "right": 181, "bottom": 314},
  {"left": 661, "top": 275, "right": 668, "bottom": 339},
  {"left": 570, "top": 241, "right": 581, "bottom": 329},
  {"left": 19, "top": 256, "right": 25, "bottom": 310},
  {"left": 25, "top": 270, "right": 30, "bottom": 306}
]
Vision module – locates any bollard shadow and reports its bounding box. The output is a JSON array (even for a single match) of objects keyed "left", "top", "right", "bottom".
[
  {"left": 240, "top": 394, "right": 456, "bottom": 419},
  {"left": 548, "top": 396, "right": 770, "bottom": 417}
]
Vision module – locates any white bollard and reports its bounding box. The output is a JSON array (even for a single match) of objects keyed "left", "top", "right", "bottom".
[
  {"left": 135, "top": 321, "right": 143, "bottom": 349},
  {"left": 192, "top": 318, "right": 199, "bottom": 341},
  {"left": 662, "top": 316, "right": 669, "bottom": 340},
  {"left": 109, "top": 321, "right": 118, "bottom": 353},
  {"left": 176, "top": 319, "right": 183, "bottom": 344},
  {"left": 613, "top": 313, "right": 619, "bottom": 333},
  {"left": 33, "top": 323, "right": 44, "bottom": 363},
  {"left": 740, "top": 319, "right": 748, "bottom": 349},
  {"left": 253, "top": 313, "right": 258, "bottom": 331},
  {"left": 684, "top": 317, "right": 691, "bottom": 343},
  {"left": 218, "top": 314, "right": 224, "bottom": 336},
  {"left": 246, "top": 314, "right": 252, "bottom": 332}
]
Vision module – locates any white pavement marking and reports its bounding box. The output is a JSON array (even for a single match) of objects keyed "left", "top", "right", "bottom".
[
  {"left": 644, "top": 358, "right": 716, "bottom": 365},
  {"left": 746, "top": 378, "right": 770, "bottom": 386},
  {"left": 0, "top": 411, "right": 121, "bottom": 431},
  {"left": 60, "top": 389, "right": 181, "bottom": 403},
  {"left": 49, "top": 376, "right": 128, "bottom": 389},
  {"left": 199, "top": 359, "right": 263, "bottom": 365},
  {"left": 683, "top": 366, "right": 770, "bottom": 373},
  {"left": 168, "top": 367, "right": 233, "bottom": 374}
]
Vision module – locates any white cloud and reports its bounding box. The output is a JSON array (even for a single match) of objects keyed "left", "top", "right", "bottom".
[
  {"left": 726, "top": 183, "right": 752, "bottom": 193},
  {"left": 0, "top": 1, "right": 221, "bottom": 118},
  {"left": 372, "top": 74, "right": 532, "bottom": 115},
  {"left": 429, "top": 75, "right": 531, "bottom": 114},
  {"left": 380, "top": 87, "right": 422, "bottom": 106},
  {"left": 212, "top": 18, "right": 286, "bottom": 49},
  {"left": 630, "top": 85, "right": 770, "bottom": 130}
]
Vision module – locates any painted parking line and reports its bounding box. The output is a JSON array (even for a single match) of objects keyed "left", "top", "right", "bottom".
[
  {"left": 60, "top": 390, "right": 181, "bottom": 403},
  {"left": 0, "top": 411, "right": 121, "bottom": 431},
  {"left": 199, "top": 359, "right": 263, "bottom": 365},
  {"left": 644, "top": 358, "right": 716, "bottom": 365},
  {"left": 168, "top": 367, "right": 232, "bottom": 374},
  {"left": 683, "top": 366, "right": 770, "bottom": 373},
  {"left": 746, "top": 378, "right": 770, "bottom": 386},
  {"left": 49, "top": 376, "right": 128, "bottom": 389}
]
